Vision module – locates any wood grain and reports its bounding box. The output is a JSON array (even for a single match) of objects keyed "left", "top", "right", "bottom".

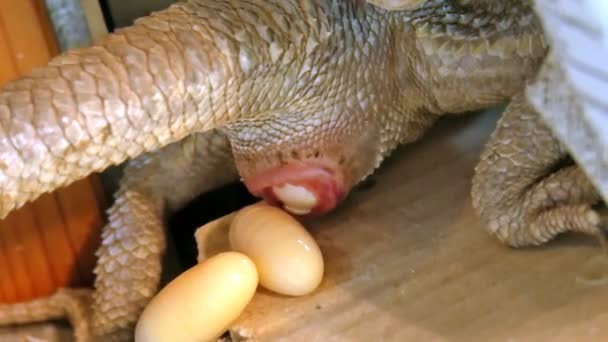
[
  {"left": 0, "top": 0, "right": 54, "bottom": 76},
  {"left": 0, "top": 11, "right": 18, "bottom": 85},
  {"left": 55, "top": 178, "right": 105, "bottom": 286},
  {"left": 0, "top": 0, "right": 106, "bottom": 304}
]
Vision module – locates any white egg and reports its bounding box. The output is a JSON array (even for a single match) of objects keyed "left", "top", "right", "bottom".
[
  {"left": 229, "top": 203, "right": 324, "bottom": 296},
  {"left": 135, "top": 252, "right": 258, "bottom": 342}
]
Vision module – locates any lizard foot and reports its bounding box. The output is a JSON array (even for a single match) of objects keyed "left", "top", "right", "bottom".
[
  {"left": 472, "top": 91, "right": 605, "bottom": 248},
  {"left": 0, "top": 288, "right": 93, "bottom": 342},
  {"left": 494, "top": 165, "right": 605, "bottom": 247},
  {"left": 529, "top": 174, "right": 605, "bottom": 248}
]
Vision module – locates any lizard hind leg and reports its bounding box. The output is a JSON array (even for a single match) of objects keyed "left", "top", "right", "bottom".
[
  {"left": 90, "top": 185, "right": 166, "bottom": 341},
  {"left": 90, "top": 130, "right": 238, "bottom": 340},
  {"left": 471, "top": 90, "right": 605, "bottom": 248},
  {"left": 0, "top": 183, "right": 166, "bottom": 342},
  {"left": 0, "top": 130, "right": 238, "bottom": 341}
]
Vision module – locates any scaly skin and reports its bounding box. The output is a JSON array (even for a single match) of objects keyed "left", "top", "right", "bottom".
[
  {"left": 0, "top": 0, "right": 600, "bottom": 340},
  {"left": 89, "top": 129, "right": 237, "bottom": 340},
  {"left": 472, "top": 51, "right": 605, "bottom": 247},
  {"left": 0, "top": 129, "right": 237, "bottom": 340}
]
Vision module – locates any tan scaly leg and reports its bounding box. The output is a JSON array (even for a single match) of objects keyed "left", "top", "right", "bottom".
[{"left": 0, "top": 130, "right": 238, "bottom": 341}]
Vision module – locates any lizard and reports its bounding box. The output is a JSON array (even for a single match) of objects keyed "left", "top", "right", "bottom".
[{"left": 0, "top": 0, "right": 604, "bottom": 340}]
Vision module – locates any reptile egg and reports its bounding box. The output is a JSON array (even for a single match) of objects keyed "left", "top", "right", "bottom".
[
  {"left": 367, "top": 0, "right": 426, "bottom": 10},
  {"left": 229, "top": 203, "right": 324, "bottom": 296},
  {"left": 135, "top": 252, "right": 258, "bottom": 342},
  {"left": 272, "top": 183, "right": 318, "bottom": 215}
]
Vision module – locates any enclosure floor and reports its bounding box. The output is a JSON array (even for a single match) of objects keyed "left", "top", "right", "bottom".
[
  {"left": 232, "top": 110, "right": 608, "bottom": 341},
  {"left": 2, "top": 109, "right": 608, "bottom": 341}
]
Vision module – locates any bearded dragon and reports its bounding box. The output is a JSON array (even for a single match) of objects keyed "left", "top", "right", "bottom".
[{"left": 0, "top": 0, "right": 603, "bottom": 340}]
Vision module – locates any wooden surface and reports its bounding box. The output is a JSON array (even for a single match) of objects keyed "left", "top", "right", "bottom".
[{"left": 225, "top": 110, "right": 608, "bottom": 341}]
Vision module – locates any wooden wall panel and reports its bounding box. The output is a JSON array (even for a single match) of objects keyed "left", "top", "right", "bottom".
[
  {"left": 0, "top": 0, "right": 56, "bottom": 79},
  {"left": 0, "top": 17, "right": 18, "bottom": 86},
  {"left": 0, "top": 0, "right": 105, "bottom": 303}
]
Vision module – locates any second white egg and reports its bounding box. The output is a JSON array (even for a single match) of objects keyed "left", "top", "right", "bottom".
[{"left": 229, "top": 203, "right": 324, "bottom": 296}]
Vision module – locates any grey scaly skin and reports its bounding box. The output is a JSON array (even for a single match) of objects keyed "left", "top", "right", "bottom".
[
  {"left": 472, "top": 50, "right": 606, "bottom": 247},
  {"left": 0, "top": 0, "right": 602, "bottom": 340}
]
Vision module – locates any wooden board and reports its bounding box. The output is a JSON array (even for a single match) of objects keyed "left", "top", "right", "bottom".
[
  {"left": 224, "top": 109, "right": 608, "bottom": 341},
  {"left": 0, "top": 0, "right": 58, "bottom": 82}
]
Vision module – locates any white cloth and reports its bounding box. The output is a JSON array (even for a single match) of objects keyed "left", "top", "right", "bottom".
[{"left": 529, "top": 0, "right": 608, "bottom": 202}]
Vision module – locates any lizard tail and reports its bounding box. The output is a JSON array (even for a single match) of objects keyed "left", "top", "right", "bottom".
[{"left": 0, "top": 1, "right": 238, "bottom": 219}]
